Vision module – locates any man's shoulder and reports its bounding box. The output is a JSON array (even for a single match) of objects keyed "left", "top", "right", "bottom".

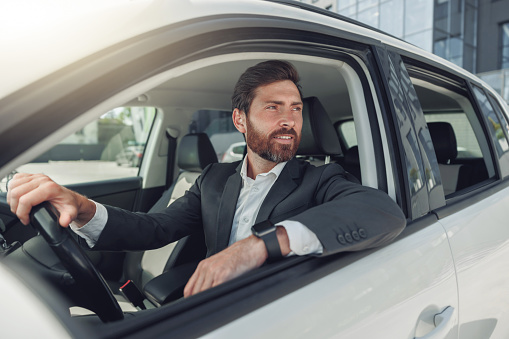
[
  {"left": 287, "top": 157, "right": 355, "bottom": 184},
  {"left": 201, "top": 160, "right": 240, "bottom": 179},
  {"left": 208, "top": 160, "right": 241, "bottom": 171},
  {"left": 291, "top": 157, "right": 346, "bottom": 175}
]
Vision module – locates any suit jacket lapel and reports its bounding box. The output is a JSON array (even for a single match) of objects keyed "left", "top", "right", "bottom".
[
  {"left": 214, "top": 163, "right": 242, "bottom": 254},
  {"left": 255, "top": 158, "right": 300, "bottom": 223}
]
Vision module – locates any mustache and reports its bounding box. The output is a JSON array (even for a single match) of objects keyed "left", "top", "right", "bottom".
[{"left": 269, "top": 128, "right": 298, "bottom": 138}]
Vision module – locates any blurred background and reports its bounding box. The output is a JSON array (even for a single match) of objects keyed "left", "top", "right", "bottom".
[{"left": 298, "top": 0, "right": 509, "bottom": 103}]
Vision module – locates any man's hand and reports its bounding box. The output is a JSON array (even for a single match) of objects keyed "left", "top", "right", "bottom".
[
  {"left": 184, "top": 226, "right": 291, "bottom": 297},
  {"left": 7, "top": 173, "right": 95, "bottom": 227},
  {"left": 183, "top": 235, "right": 267, "bottom": 297}
]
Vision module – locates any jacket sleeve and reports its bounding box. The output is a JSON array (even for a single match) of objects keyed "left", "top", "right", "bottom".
[
  {"left": 288, "top": 163, "right": 406, "bottom": 255},
  {"left": 91, "top": 166, "right": 211, "bottom": 252}
]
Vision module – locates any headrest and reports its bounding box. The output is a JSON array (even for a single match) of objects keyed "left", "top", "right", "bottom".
[
  {"left": 177, "top": 133, "right": 218, "bottom": 172},
  {"left": 427, "top": 122, "right": 457, "bottom": 164},
  {"left": 297, "top": 97, "right": 342, "bottom": 156}
]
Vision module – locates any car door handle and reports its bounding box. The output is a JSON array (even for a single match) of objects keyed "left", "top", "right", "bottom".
[{"left": 414, "top": 306, "right": 455, "bottom": 339}]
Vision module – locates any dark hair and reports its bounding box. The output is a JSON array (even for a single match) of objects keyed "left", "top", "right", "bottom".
[{"left": 231, "top": 60, "right": 302, "bottom": 115}]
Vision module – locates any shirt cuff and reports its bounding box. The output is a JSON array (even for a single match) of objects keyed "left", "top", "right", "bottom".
[
  {"left": 69, "top": 201, "right": 108, "bottom": 248},
  {"left": 277, "top": 220, "right": 323, "bottom": 256}
]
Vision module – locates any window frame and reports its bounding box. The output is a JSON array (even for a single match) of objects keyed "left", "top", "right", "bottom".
[{"left": 391, "top": 48, "right": 509, "bottom": 216}]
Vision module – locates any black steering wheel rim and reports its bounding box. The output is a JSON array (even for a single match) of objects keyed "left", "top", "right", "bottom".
[{"left": 30, "top": 202, "right": 123, "bottom": 322}]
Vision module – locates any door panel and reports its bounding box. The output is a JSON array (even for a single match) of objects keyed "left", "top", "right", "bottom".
[
  {"left": 438, "top": 186, "right": 509, "bottom": 339},
  {"left": 67, "top": 177, "right": 144, "bottom": 212},
  {"left": 205, "top": 221, "right": 459, "bottom": 339}
]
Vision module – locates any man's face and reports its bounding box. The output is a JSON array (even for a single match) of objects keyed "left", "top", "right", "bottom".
[{"left": 237, "top": 80, "right": 303, "bottom": 163}]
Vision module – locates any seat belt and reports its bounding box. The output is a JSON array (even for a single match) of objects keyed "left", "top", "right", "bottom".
[{"left": 165, "top": 128, "right": 179, "bottom": 190}]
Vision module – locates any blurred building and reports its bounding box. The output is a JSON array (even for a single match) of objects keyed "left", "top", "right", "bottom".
[{"left": 298, "top": 0, "right": 509, "bottom": 103}]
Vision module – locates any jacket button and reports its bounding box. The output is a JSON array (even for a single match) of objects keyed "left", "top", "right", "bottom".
[
  {"left": 359, "top": 228, "right": 367, "bottom": 238},
  {"left": 345, "top": 233, "right": 353, "bottom": 243},
  {"left": 352, "top": 231, "right": 360, "bottom": 241},
  {"left": 337, "top": 234, "right": 346, "bottom": 244}
]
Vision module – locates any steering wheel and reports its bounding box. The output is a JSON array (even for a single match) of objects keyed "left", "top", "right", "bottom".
[{"left": 30, "top": 202, "right": 123, "bottom": 322}]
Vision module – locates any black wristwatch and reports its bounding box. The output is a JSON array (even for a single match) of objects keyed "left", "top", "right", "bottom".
[{"left": 251, "top": 220, "right": 283, "bottom": 262}]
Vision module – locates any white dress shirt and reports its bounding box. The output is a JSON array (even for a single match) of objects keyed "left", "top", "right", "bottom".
[{"left": 72, "top": 157, "right": 323, "bottom": 255}]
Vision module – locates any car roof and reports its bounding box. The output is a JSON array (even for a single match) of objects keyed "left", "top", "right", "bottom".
[{"left": 0, "top": 0, "right": 478, "bottom": 100}]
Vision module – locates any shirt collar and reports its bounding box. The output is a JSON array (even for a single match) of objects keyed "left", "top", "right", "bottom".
[{"left": 240, "top": 156, "right": 288, "bottom": 181}]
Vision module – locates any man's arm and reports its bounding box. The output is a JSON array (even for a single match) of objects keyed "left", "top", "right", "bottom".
[
  {"left": 288, "top": 163, "right": 406, "bottom": 255},
  {"left": 70, "top": 201, "right": 108, "bottom": 247},
  {"left": 7, "top": 173, "right": 96, "bottom": 227},
  {"left": 183, "top": 226, "right": 290, "bottom": 297},
  {"left": 184, "top": 164, "right": 405, "bottom": 297}
]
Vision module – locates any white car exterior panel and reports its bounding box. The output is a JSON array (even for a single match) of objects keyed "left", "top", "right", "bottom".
[
  {"left": 0, "top": 265, "right": 70, "bottom": 338},
  {"left": 203, "top": 223, "right": 458, "bottom": 339},
  {"left": 439, "top": 187, "right": 509, "bottom": 339}
]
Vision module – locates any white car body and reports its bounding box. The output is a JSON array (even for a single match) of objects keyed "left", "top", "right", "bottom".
[{"left": 1, "top": 1, "right": 509, "bottom": 338}]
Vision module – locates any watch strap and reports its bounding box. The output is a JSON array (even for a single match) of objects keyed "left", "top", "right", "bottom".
[
  {"left": 262, "top": 227, "right": 283, "bottom": 262},
  {"left": 252, "top": 220, "right": 283, "bottom": 262}
]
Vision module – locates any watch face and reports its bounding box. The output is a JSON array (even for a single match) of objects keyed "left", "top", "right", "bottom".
[{"left": 252, "top": 220, "right": 275, "bottom": 237}]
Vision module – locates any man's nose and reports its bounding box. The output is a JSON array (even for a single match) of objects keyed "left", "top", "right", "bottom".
[{"left": 279, "top": 108, "right": 296, "bottom": 128}]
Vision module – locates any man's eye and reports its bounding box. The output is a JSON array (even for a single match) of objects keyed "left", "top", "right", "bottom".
[
  {"left": 292, "top": 106, "right": 302, "bottom": 111},
  {"left": 266, "top": 105, "right": 277, "bottom": 110}
]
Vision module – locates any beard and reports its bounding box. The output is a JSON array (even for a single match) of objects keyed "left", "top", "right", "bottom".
[{"left": 245, "top": 118, "right": 301, "bottom": 163}]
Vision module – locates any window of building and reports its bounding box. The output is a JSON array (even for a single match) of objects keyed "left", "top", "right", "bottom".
[
  {"left": 338, "top": 0, "right": 357, "bottom": 10},
  {"left": 380, "top": 0, "right": 404, "bottom": 36},
  {"left": 500, "top": 22, "right": 509, "bottom": 69}
]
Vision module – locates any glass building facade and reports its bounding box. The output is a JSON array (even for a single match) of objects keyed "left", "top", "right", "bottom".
[
  {"left": 338, "top": 0, "right": 434, "bottom": 52},
  {"left": 336, "top": 0, "right": 477, "bottom": 73},
  {"left": 300, "top": 0, "right": 509, "bottom": 102}
]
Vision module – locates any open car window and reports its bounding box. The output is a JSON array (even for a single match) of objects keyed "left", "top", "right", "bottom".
[{"left": 0, "top": 107, "right": 156, "bottom": 191}]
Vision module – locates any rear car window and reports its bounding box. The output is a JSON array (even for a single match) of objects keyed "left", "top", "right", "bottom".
[
  {"left": 424, "top": 112, "right": 482, "bottom": 159},
  {"left": 407, "top": 69, "right": 497, "bottom": 197},
  {"left": 188, "top": 109, "right": 244, "bottom": 163}
]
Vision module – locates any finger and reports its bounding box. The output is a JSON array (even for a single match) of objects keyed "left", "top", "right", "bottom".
[
  {"left": 14, "top": 185, "right": 55, "bottom": 225},
  {"left": 183, "top": 271, "right": 198, "bottom": 297},
  {"left": 189, "top": 267, "right": 207, "bottom": 296},
  {"left": 58, "top": 214, "right": 73, "bottom": 228},
  {"left": 7, "top": 173, "right": 37, "bottom": 206},
  {"left": 194, "top": 272, "right": 215, "bottom": 295},
  {"left": 8, "top": 174, "right": 51, "bottom": 218}
]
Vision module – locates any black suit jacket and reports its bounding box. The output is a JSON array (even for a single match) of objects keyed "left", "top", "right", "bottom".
[{"left": 93, "top": 158, "right": 406, "bottom": 257}]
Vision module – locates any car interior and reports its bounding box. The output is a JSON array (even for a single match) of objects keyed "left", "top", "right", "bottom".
[{"left": 0, "top": 52, "right": 383, "bottom": 327}]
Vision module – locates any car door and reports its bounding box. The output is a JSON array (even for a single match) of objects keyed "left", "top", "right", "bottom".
[
  {"left": 198, "top": 40, "right": 459, "bottom": 339},
  {"left": 401, "top": 54, "right": 509, "bottom": 338}
]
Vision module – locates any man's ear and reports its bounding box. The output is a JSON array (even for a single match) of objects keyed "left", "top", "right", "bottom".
[{"left": 232, "top": 108, "right": 247, "bottom": 134}]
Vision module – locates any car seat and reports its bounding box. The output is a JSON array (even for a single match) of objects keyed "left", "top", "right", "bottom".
[
  {"left": 297, "top": 97, "right": 342, "bottom": 162},
  {"left": 427, "top": 122, "right": 473, "bottom": 195},
  {"left": 112, "top": 133, "right": 217, "bottom": 304}
]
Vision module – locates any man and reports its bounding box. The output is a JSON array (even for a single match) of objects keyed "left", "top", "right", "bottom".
[{"left": 7, "top": 60, "right": 406, "bottom": 297}]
